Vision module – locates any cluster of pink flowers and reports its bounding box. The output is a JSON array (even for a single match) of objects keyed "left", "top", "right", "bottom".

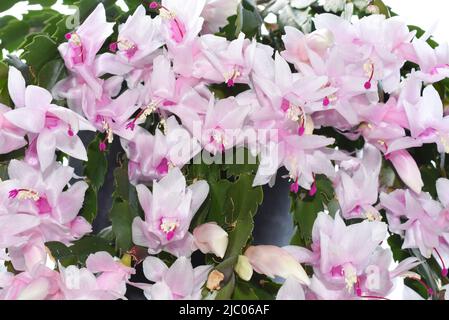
[{"left": 1, "top": 0, "right": 449, "bottom": 300}]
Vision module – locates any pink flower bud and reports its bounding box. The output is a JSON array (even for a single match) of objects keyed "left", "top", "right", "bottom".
[
  {"left": 387, "top": 150, "right": 423, "bottom": 194},
  {"left": 193, "top": 222, "right": 229, "bottom": 259},
  {"left": 244, "top": 245, "right": 310, "bottom": 286}
]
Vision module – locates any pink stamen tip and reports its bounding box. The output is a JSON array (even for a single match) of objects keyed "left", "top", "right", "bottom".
[
  {"left": 323, "top": 96, "right": 330, "bottom": 107},
  {"left": 65, "top": 33, "right": 72, "bottom": 40},
  {"left": 434, "top": 248, "right": 447, "bottom": 277},
  {"left": 290, "top": 180, "right": 299, "bottom": 194},
  {"left": 149, "top": 1, "right": 159, "bottom": 9},
  {"left": 99, "top": 141, "right": 107, "bottom": 152},
  {"left": 281, "top": 98, "right": 290, "bottom": 112},
  {"left": 166, "top": 230, "right": 175, "bottom": 241},
  {"left": 356, "top": 287, "right": 362, "bottom": 297},
  {"left": 67, "top": 128, "right": 74, "bottom": 137},
  {"left": 126, "top": 45, "right": 138, "bottom": 59},
  {"left": 126, "top": 121, "right": 136, "bottom": 131},
  {"left": 413, "top": 277, "right": 434, "bottom": 297},
  {"left": 298, "top": 125, "right": 305, "bottom": 136},
  {"left": 309, "top": 182, "right": 317, "bottom": 197},
  {"left": 364, "top": 81, "right": 372, "bottom": 90},
  {"left": 227, "top": 79, "right": 235, "bottom": 87},
  {"left": 109, "top": 42, "right": 118, "bottom": 52},
  {"left": 156, "top": 158, "right": 169, "bottom": 175},
  {"left": 8, "top": 189, "right": 19, "bottom": 199}
]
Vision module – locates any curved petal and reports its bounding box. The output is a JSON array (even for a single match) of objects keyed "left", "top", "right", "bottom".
[
  {"left": 25, "top": 86, "right": 53, "bottom": 110},
  {"left": 37, "top": 130, "right": 57, "bottom": 171},
  {"left": 8, "top": 67, "right": 26, "bottom": 108},
  {"left": 143, "top": 256, "right": 168, "bottom": 283},
  {"left": 164, "top": 256, "right": 194, "bottom": 298},
  {"left": 4, "top": 108, "right": 46, "bottom": 133}
]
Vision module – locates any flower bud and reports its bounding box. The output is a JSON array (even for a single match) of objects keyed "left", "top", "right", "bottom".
[
  {"left": 386, "top": 150, "right": 423, "bottom": 194},
  {"left": 193, "top": 222, "right": 229, "bottom": 258},
  {"left": 244, "top": 245, "right": 310, "bottom": 286},
  {"left": 206, "top": 270, "right": 225, "bottom": 291},
  {"left": 306, "top": 28, "right": 334, "bottom": 55},
  {"left": 234, "top": 255, "right": 253, "bottom": 281}
]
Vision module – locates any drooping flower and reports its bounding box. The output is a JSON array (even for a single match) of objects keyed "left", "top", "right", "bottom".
[
  {"left": 122, "top": 116, "right": 201, "bottom": 184},
  {"left": 108, "top": 5, "right": 164, "bottom": 67},
  {"left": 380, "top": 182, "right": 449, "bottom": 266},
  {"left": 0, "top": 265, "right": 60, "bottom": 300},
  {"left": 4, "top": 67, "right": 96, "bottom": 171},
  {"left": 132, "top": 168, "right": 209, "bottom": 257},
  {"left": 334, "top": 144, "right": 382, "bottom": 219},
  {"left": 58, "top": 3, "right": 115, "bottom": 98},
  {"left": 283, "top": 212, "right": 388, "bottom": 299},
  {"left": 138, "top": 256, "right": 211, "bottom": 300},
  {"left": 59, "top": 252, "right": 135, "bottom": 300},
  {"left": 154, "top": 0, "right": 206, "bottom": 47},
  {"left": 0, "top": 160, "right": 91, "bottom": 271},
  {"left": 244, "top": 245, "right": 310, "bottom": 286}
]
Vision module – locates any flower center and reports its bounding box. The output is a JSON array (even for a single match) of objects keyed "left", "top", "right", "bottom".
[
  {"left": 45, "top": 114, "right": 60, "bottom": 129},
  {"left": 98, "top": 118, "right": 114, "bottom": 152},
  {"left": 343, "top": 264, "right": 358, "bottom": 292},
  {"left": 159, "top": 217, "right": 179, "bottom": 241},
  {"left": 109, "top": 39, "right": 138, "bottom": 59},
  {"left": 126, "top": 102, "right": 158, "bottom": 131},
  {"left": 281, "top": 99, "right": 307, "bottom": 136},
  {"left": 156, "top": 158, "right": 170, "bottom": 175},
  {"left": 224, "top": 68, "right": 241, "bottom": 87},
  {"left": 9, "top": 189, "right": 40, "bottom": 201},
  {"left": 150, "top": 2, "right": 186, "bottom": 44},
  {"left": 290, "top": 178, "right": 299, "bottom": 194},
  {"left": 209, "top": 127, "right": 228, "bottom": 151},
  {"left": 363, "top": 61, "right": 375, "bottom": 90},
  {"left": 65, "top": 32, "right": 84, "bottom": 65}
]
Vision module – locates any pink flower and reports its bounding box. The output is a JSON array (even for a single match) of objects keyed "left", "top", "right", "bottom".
[
  {"left": 0, "top": 265, "right": 60, "bottom": 300},
  {"left": 403, "top": 83, "right": 449, "bottom": 154},
  {"left": 0, "top": 160, "right": 91, "bottom": 270},
  {"left": 132, "top": 168, "right": 209, "bottom": 257},
  {"left": 334, "top": 144, "right": 382, "bottom": 219},
  {"left": 283, "top": 212, "right": 388, "bottom": 298},
  {"left": 189, "top": 96, "right": 250, "bottom": 155},
  {"left": 59, "top": 252, "right": 135, "bottom": 300},
  {"left": 253, "top": 133, "right": 338, "bottom": 194},
  {"left": 158, "top": 0, "right": 206, "bottom": 47},
  {"left": 82, "top": 86, "right": 140, "bottom": 148},
  {"left": 281, "top": 26, "right": 334, "bottom": 67},
  {"left": 122, "top": 117, "right": 201, "bottom": 184},
  {"left": 313, "top": 14, "right": 413, "bottom": 93},
  {"left": 409, "top": 38, "right": 449, "bottom": 83},
  {"left": 138, "top": 256, "right": 211, "bottom": 300},
  {"left": 58, "top": 4, "right": 114, "bottom": 98},
  {"left": 381, "top": 184, "right": 449, "bottom": 262},
  {"left": 4, "top": 67, "right": 95, "bottom": 171},
  {"left": 200, "top": 33, "right": 252, "bottom": 86},
  {"left": 108, "top": 5, "right": 164, "bottom": 67}
]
